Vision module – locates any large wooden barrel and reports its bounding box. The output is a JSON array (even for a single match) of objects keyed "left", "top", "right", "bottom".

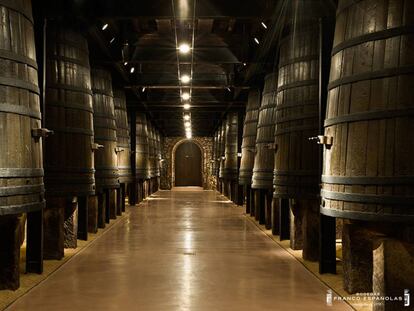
[
  {"left": 135, "top": 113, "right": 149, "bottom": 179},
  {"left": 154, "top": 129, "right": 161, "bottom": 177},
  {"left": 239, "top": 89, "right": 261, "bottom": 185},
  {"left": 321, "top": 0, "right": 414, "bottom": 222},
  {"left": 252, "top": 73, "right": 278, "bottom": 189},
  {"left": 113, "top": 89, "right": 132, "bottom": 184},
  {"left": 0, "top": 0, "right": 45, "bottom": 215},
  {"left": 91, "top": 68, "right": 119, "bottom": 191},
  {"left": 211, "top": 130, "right": 219, "bottom": 176},
  {"left": 218, "top": 123, "right": 226, "bottom": 179},
  {"left": 147, "top": 122, "right": 156, "bottom": 178},
  {"left": 221, "top": 112, "right": 239, "bottom": 180},
  {"left": 273, "top": 25, "right": 320, "bottom": 199},
  {"left": 44, "top": 26, "right": 95, "bottom": 197}
]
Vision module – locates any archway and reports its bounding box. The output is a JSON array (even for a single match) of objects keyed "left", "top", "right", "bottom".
[{"left": 174, "top": 141, "right": 202, "bottom": 186}]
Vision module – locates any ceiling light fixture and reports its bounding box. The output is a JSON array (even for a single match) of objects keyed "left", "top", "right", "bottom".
[
  {"left": 130, "top": 67, "right": 135, "bottom": 73},
  {"left": 186, "top": 132, "right": 192, "bottom": 139},
  {"left": 226, "top": 87, "right": 231, "bottom": 92},
  {"left": 180, "top": 74, "right": 191, "bottom": 84},
  {"left": 254, "top": 37, "right": 260, "bottom": 45},
  {"left": 142, "top": 87, "right": 146, "bottom": 92},
  {"left": 124, "top": 61, "right": 128, "bottom": 66},
  {"left": 183, "top": 114, "right": 190, "bottom": 121},
  {"left": 181, "top": 92, "right": 191, "bottom": 100},
  {"left": 184, "top": 121, "right": 191, "bottom": 127},
  {"left": 110, "top": 37, "right": 116, "bottom": 44},
  {"left": 102, "top": 23, "right": 109, "bottom": 30},
  {"left": 178, "top": 43, "right": 191, "bottom": 54},
  {"left": 261, "top": 22, "right": 268, "bottom": 29},
  {"left": 183, "top": 103, "right": 191, "bottom": 110}
]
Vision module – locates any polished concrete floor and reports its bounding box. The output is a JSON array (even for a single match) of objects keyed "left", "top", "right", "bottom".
[{"left": 8, "top": 189, "right": 352, "bottom": 311}]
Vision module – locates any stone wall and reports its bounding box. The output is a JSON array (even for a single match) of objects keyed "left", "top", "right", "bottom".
[{"left": 160, "top": 137, "right": 215, "bottom": 190}]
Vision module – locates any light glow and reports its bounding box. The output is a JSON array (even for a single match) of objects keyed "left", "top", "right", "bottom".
[
  {"left": 102, "top": 23, "right": 109, "bottom": 30},
  {"left": 183, "top": 103, "right": 191, "bottom": 110},
  {"left": 261, "top": 22, "right": 268, "bottom": 29},
  {"left": 254, "top": 37, "right": 260, "bottom": 45},
  {"left": 181, "top": 92, "right": 191, "bottom": 100},
  {"left": 183, "top": 114, "right": 190, "bottom": 121},
  {"left": 178, "top": 43, "right": 191, "bottom": 54},
  {"left": 180, "top": 74, "right": 191, "bottom": 84},
  {"left": 130, "top": 67, "right": 135, "bottom": 73},
  {"left": 184, "top": 121, "right": 191, "bottom": 127}
]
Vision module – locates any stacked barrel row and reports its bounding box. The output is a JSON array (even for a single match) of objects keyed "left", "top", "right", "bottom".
[
  {"left": 0, "top": 1, "right": 165, "bottom": 288},
  {"left": 135, "top": 113, "right": 162, "bottom": 202},
  {"left": 213, "top": 0, "right": 414, "bottom": 302}
]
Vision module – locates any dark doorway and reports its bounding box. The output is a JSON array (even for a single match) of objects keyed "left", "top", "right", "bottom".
[{"left": 175, "top": 141, "right": 202, "bottom": 186}]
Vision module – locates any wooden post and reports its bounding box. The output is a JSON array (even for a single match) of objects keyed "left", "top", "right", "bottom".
[
  {"left": 319, "top": 214, "right": 336, "bottom": 274},
  {"left": 265, "top": 190, "right": 272, "bottom": 230},
  {"left": 116, "top": 186, "right": 122, "bottom": 216},
  {"left": 77, "top": 196, "right": 88, "bottom": 241},
  {"left": 0, "top": 216, "right": 22, "bottom": 290},
  {"left": 121, "top": 183, "right": 126, "bottom": 212},
  {"left": 245, "top": 186, "right": 250, "bottom": 213},
  {"left": 250, "top": 188, "right": 255, "bottom": 217},
  {"left": 279, "top": 198, "right": 290, "bottom": 240},
  {"left": 88, "top": 195, "right": 98, "bottom": 233},
  {"left": 97, "top": 192, "right": 106, "bottom": 228},
  {"left": 109, "top": 189, "right": 117, "bottom": 219},
  {"left": 43, "top": 198, "right": 65, "bottom": 260},
  {"left": 271, "top": 198, "right": 279, "bottom": 235},
  {"left": 26, "top": 209, "right": 43, "bottom": 274}
]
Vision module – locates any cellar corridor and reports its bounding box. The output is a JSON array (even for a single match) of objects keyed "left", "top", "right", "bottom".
[{"left": 6, "top": 189, "right": 351, "bottom": 311}]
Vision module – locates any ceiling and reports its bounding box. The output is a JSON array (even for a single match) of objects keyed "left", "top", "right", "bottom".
[{"left": 33, "top": 0, "right": 281, "bottom": 136}]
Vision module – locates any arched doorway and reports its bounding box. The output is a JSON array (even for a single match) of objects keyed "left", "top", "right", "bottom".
[{"left": 174, "top": 141, "right": 202, "bottom": 186}]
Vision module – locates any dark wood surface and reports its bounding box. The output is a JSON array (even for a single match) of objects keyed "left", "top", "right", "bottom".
[
  {"left": 252, "top": 73, "right": 278, "bottom": 190},
  {"left": 239, "top": 89, "right": 260, "bottom": 185},
  {"left": 321, "top": 0, "right": 414, "bottom": 222},
  {"left": 44, "top": 26, "right": 95, "bottom": 197},
  {"left": 274, "top": 24, "right": 320, "bottom": 199},
  {"left": 135, "top": 113, "right": 150, "bottom": 179},
  {"left": 221, "top": 112, "right": 239, "bottom": 181},
  {"left": 175, "top": 142, "right": 202, "bottom": 187},
  {"left": 91, "top": 68, "right": 119, "bottom": 190},
  {"left": 113, "top": 89, "right": 132, "bottom": 183},
  {"left": 0, "top": 0, "right": 44, "bottom": 215}
]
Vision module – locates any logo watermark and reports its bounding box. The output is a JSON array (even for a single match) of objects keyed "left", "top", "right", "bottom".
[
  {"left": 325, "top": 289, "right": 411, "bottom": 307},
  {"left": 404, "top": 289, "right": 410, "bottom": 307}
]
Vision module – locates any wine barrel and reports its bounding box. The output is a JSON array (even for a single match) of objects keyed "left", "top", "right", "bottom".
[
  {"left": 218, "top": 123, "right": 226, "bottom": 179},
  {"left": 251, "top": 73, "right": 278, "bottom": 189},
  {"left": 239, "top": 89, "right": 261, "bottom": 185},
  {"left": 44, "top": 26, "right": 95, "bottom": 197},
  {"left": 136, "top": 113, "right": 149, "bottom": 179},
  {"left": 0, "top": 0, "right": 44, "bottom": 215},
  {"left": 154, "top": 129, "right": 161, "bottom": 177},
  {"left": 211, "top": 130, "right": 219, "bottom": 176},
  {"left": 221, "top": 112, "right": 239, "bottom": 180},
  {"left": 273, "top": 25, "right": 320, "bottom": 199},
  {"left": 91, "top": 68, "right": 119, "bottom": 190},
  {"left": 113, "top": 89, "right": 132, "bottom": 184},
  {"left": 147, "top": 122, "right": 155, "bottom": 178},
  {"left": 321, "top": 0, "right": 414, "bottom": 222}
]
